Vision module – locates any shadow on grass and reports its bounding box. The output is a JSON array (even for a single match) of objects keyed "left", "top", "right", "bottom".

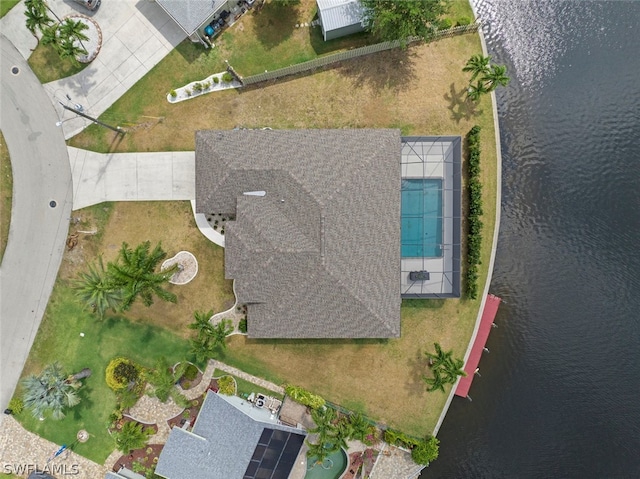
[
  {"left": 335, "top": 47, "right": 418, "bottom": 93},
  {"left": 72, "top": 383, "right": 95, "bottom": 421},
  {"left": 402, "top": 298, "right": 445, "bottom": 310},
  {"left": 308, "top": 21, "right": 372, "bottom": 55},
  {"left": 405, "top": 347, "right": 428, "bottom": 397},
  {"left": 242, "top": 337, "right": 390, "bottom": 347},
  {"left": 251, "top": 2, "right": 300, "bottom": 49},
  {"left": 444, "top": 82, "right": 482, "bottom": 123}
]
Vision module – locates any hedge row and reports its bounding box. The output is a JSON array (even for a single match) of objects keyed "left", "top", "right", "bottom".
[
  {"left": 466, "top": 126, "right": 484, "bottom": 299},
  {"left": 284, "top": 385, "right": 326, "bottom": 409}
]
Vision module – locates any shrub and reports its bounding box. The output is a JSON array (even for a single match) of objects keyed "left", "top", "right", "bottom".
[
  {"left": 465, "top": 126, "right": 484, "bottom": 299},
  {"left": 384, "top": 428, "right": 420, "bottom": 449},
  {"left": 213, "top": 76, "right": 219, "bottom": 84},
  {"left": 193, "top": 82, "right": 203, "bottom": 92},
  {"left": 439, "top": 18, "right": 452, "bottom": 30},
  {"left": 238, "top": 317, "right": 248, "bottom": 333},
  {"left": 203, "top": 81, "right": 210, "bottom": 89},
  {"left": 169, "top": 89, "right": 177, "bottom": 98},
  {"left": 411, "top": 435, "right": 440, "bottom": 465},
  {"left": 217, "top": 376, "right": 236, "bottom": 395},
  {"left": 222, "top": 72, "right": 233, "bottom": 83},
  {"left": 106, "top": 357, "right": 140, "bottom": 392},
  {"left": 456, "top": 16, "right": 472, "bottom": 26},
  {"left": 8, "top": 397, "right": 24, "bottom": 415},
  {"left": 285, "top": 385, "right": 325, "bottom": 409},
  {"left": 182, "top": 363, "right": 199, "bottom": 381},
  {"left": 185, "top": 89, "right": 191, "bottom": 97}
]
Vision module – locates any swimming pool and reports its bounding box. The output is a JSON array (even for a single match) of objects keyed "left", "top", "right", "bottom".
[
  {"left": 401, "top": 178, "right": 443, "bottom": 258},
  {"left": 304, "top": 448, "right": 348, "bottom": 479}
]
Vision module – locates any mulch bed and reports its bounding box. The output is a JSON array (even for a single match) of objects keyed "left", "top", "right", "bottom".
[
  {"left": 112, "top": 444, "right": 163, "bottom": 473},
  {"left": 178, "top": 367, "right": 203, "bottom": 390},
  {"left": 342, "top": 449, "right": 378, "bottom": 479},
  {"left": 166, "top": 394, "right": 205, "bottom": 430}
]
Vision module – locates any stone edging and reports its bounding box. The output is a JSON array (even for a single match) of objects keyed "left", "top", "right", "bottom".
[
  {"left": 166, "top": 72, "right": 241, "bottom": 103},
  {"left": 161, "top": 250, "right": 198, "bottom": 285}
]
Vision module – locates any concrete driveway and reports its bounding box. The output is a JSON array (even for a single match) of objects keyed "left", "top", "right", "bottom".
[{"left": 0, "top": 0, "right": 186, "bottom": 138}]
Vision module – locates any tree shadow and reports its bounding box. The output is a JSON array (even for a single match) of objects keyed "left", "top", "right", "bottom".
[
  {"left": 405, "top": 347, "right": 427, "bottom": 397},
  {"left": 72, "top": 383, "right": 94, "bottom": 421},
  {"left": 309, "top": 22, "right": 372, "bottom": 56},
  {"left": 444, "top": 82, "right": 482, "bottom": 123},
  {"left": 251, "top": 2, "right": 300, "bottom": 49},
  {"left": 335, "top": 47, "right": 418, "bottom": 93}
]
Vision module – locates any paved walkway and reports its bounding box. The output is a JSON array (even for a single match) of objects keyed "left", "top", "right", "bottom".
[
  {"left": 68, "top": 147, "right": 195, "bottom": 210},
  {"left": 369, "top": 443, "right": 424, "bottom": 479},
  {"left": 0, "top": 0, "right": 186, "bottom": 139},
  {"left": 210, "top": 360, "right": 286, "bottom": 396},
  {"left": 0, "top": 416, "right": 108, "bottom": 478}
]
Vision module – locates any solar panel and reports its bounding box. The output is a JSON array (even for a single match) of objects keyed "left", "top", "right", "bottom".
[{"left": 243, "top": 428, "right": 305, "bottom": 479}]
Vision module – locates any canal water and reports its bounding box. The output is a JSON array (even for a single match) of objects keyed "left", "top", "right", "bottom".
[{"left": 425, "top": 1, "right": 640, "bottom": 477}]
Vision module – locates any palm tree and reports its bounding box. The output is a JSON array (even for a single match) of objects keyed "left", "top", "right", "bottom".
[
  {"left": 481, "top": 64, "right": 510, "bottom": 91},
  {"left": 146, "top": 357, "right": 188, "bottom": 404},
  {"left": 74, "top": 256, "right": 122, "bottom": 319},
  {"left": 463, "top": 54, "right": 491, "bottom": 81},
  {"left": 107, "top": 241, "right": 178, "bottom": 310},
  {"left": 466, "top": 80, "right": 490, "bottom": 102},
  {"left": 210, "top": 320, "right": 233, "bottom": 349},
  {"left": 22, "top": 363, "right": 81, "bottom": 420},
  {"left": 440, "top": 356, "right": 467, "bottom": 384},
  {"left": 348, "top": 412, "right": 370, "bottom": 442},
  {"left": 190, "top": 335, "right": 215, "bottom": 363},
  {"left": 423, "top": 368, "right": 446, "bottom": 393},
  {"left": 113, "top": 421, "right": 152, "bottom": 453},
  {"left": 188, "top": 310, "right": 214, "bottom": 339},
  {"left": 24, "top": 0, "right": 53, "bottom": 46},
  {"left": 56, "top": 18, "right": 89, "bottom": 66},
  {"left": 305, "top": 439, "right": 331, "bottom": 465},
  {"left": 425, "top": 342, "right": 452, "bottom": 369}
]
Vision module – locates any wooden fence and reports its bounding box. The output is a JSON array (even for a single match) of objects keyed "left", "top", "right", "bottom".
[{"left": 239, "top": 23, "right": 480, "bottom": 86}]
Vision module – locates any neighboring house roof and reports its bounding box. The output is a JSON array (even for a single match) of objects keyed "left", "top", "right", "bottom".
[
  {"left": 195, "top": 129, "right": 401, "bottom": 339},
  {"left": 317, "top": 0, "right": 366, "bottom": 32},
  {"left": 156, "top": 0, "right": 226, "bottom": 35},
  {"left": 155, "top": 391, "right": 306, "bottom": 479}
]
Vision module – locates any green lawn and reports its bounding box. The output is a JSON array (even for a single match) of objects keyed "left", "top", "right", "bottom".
[
  {"left": 27, "top": 42, "right": 89, "bottom": 84},
  {"left": 15, "top": 287, "right": 193, "bottom": 463},
  {"left": 0, "top": 0, "right": 19, "bottom": 18},
  {"left": 0, "top": 130, "right": 12, "bottom": 263}
]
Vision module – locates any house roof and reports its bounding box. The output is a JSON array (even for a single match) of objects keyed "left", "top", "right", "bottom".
[
  {"left": 156, "top": 0, "right": 226, "bottom": 35},
  {"left": 155, "top": 391, "right": 306, "bottom": 479},
  {"left": 195, "top": 129, "right": 401, "bottom": 338},
  {"left": 317, "top": 0, "right": 365, "bottom": 32}
]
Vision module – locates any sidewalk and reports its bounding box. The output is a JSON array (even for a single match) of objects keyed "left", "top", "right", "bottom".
[{"left": 0, "top": 0, "right": 186, "bottom": 139}]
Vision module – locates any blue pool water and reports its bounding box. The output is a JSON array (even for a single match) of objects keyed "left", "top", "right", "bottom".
[{"left": 401, "top": 179, "right": 443, "bottom": 258}]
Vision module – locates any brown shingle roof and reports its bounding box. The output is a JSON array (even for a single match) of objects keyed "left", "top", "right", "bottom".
[{"left": 195, "top": 129, "right": 401, "bottom": 338}]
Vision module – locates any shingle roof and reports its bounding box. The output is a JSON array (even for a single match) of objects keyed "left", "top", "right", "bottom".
[
  {"left": 195, "top": 129, "right": 401, "bottom": 338},
  {"left": 156, "top": 0, "right": 226, "bottom": 35},
  {"left": 317, "top": 0, "right": 366, "bottom": 32},
  {"left": 155, "top": 391, "right": 306, "bottom": 479}
]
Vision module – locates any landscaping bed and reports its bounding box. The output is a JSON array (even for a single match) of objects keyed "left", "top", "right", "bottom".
[
  {"left": 166, "top": 395, "right": 204, "bottom": 430},
  {"left": 112, "top": 444, "right": 163, "bottom": 477}
]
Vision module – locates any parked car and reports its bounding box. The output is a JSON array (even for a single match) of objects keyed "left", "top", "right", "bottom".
[{"left": 73, "top": 0, "right": 101, "bottom": 11}]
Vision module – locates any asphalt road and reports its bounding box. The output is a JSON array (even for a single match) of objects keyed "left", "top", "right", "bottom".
[{"left": 0, "top": 35, "right": 72, "bottom": 411}]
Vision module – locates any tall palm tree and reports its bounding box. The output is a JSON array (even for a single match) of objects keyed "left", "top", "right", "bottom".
[
  {"left": 210, "top": 320, "right": 233, "bottom": 350},
  {"left": 441, "top": 356, "right": 467, "bottom": 384},
  {"left": 188, "top": 310, "right": 215, "bottom": 339},
  {"left": 466, "top": 80, "right": 490, "bottom": 102},
  {"left": 74, "top": 256, "right": 122, "bottom": 319},
  {"left": 24, "top": 0, "right": 53, "bottom": 45},
  {"left": 57, "top": 18, "right": 89, "bottom": 65},
  {"left": 190, "top": 335, "right": 215, "bottom": 363},
  {"left": 463, "top": 54, "right": 491, "bottom": 81},
  {"left": 113, "top": 421, "right": 152, "bottom": 453},
  {"left": 481, "top": 64, "right": 510, "bottom": 91},
  {"left": 107, "top": 241, "right": 178, "bottom": 310},
  {"left": 425, "top": 342, "right": 452, "bottom": 369},
  {"left": 348, "top": 412, "right": 370, "bottom": 442},
  {"left": 22, "top": 363, "right": 81, "bottom": 420},
  {"left": 423, "top": 368, "right": 446, "bottom": 393}
]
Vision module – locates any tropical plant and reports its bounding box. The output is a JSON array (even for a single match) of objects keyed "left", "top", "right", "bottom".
[
  {"left": 462, "top": 54, "right": 491, "bottom": 82},
  {"left": 188, "top": 310, "right": 214, "bottom": 339},
  {"left": 217, "top": 376, "right": 236, "bottom": 395},
  {"left": 424, "top": 342, "right": 466, "bottom": 392},
  {"left": 222, "top": 72, "right": 233, "bottom": 83},
  {"left": 146, "top": 358, "right": 188, "bottom": 404},
  {"left": 285, "top": 385, "right": 325, "bottom": 409},
  {"left": 360, "top": 0, "right": 450, "bottom": 45},
  {"left": 348, "top": 412, "right": 370, "bottom": 442},
  {"left": 56, "top": 17, "right": 89, "bottom": 65},
  {"left": 113, "top": 421, "right": 152, "bottom": 453},
  {"left": 423, "top": 368, "right": 446, "bottom": 392},
  {"left": 411, "top": 435, "right": 440, "bottom": 465},
  {"left": 8, "top": 397, "right": 24, "bottom": 415},
  {"left": 74, "top": 256, "right": 122, "bottom": 319},
  {"left": 24, "top": 0, "right": 53, "bottom": 45},
  {"left": 107, "top": 241, "right": 178, "bottom": 310},
  {"left": 105, "top": 357, "right": 141, "bottom": 392},
  {"left": 190, "top": 335, "right": 215, "bottom": 363},
  {"left": 238, "top": 317, "right": 248, "bottom": 333},
  {"left": 22, "top": 363, "right": 81, "bottom": 420},
  {"left": 466, "top": 80, "right": 490, "bottom": 102},
  {"left": 482, "top": 64, "right": 510, "bottom": 91},
  {"left": 210, "top": 320, "right": 233, "bottom": 349}
]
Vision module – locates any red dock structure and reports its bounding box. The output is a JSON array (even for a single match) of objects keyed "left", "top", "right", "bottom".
[{"left": 455, "top": 294, "right": 502, "bottom": 398}]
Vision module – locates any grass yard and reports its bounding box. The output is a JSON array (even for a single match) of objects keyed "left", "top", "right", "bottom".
[
  {"left": 69, "top": 30, "right": 497, "bottom": 437},
  {"left": 0, "top": 0, "right": 19, "bottom": 18},
  {"left": 27, "top": 42, "right": 89, "bottom": 84},
  {"left": 15, "top": 287, "right": 193, "bottom": 463},
  {"left": 0, "top": 131, "right": 12, "bottom": 263}
]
